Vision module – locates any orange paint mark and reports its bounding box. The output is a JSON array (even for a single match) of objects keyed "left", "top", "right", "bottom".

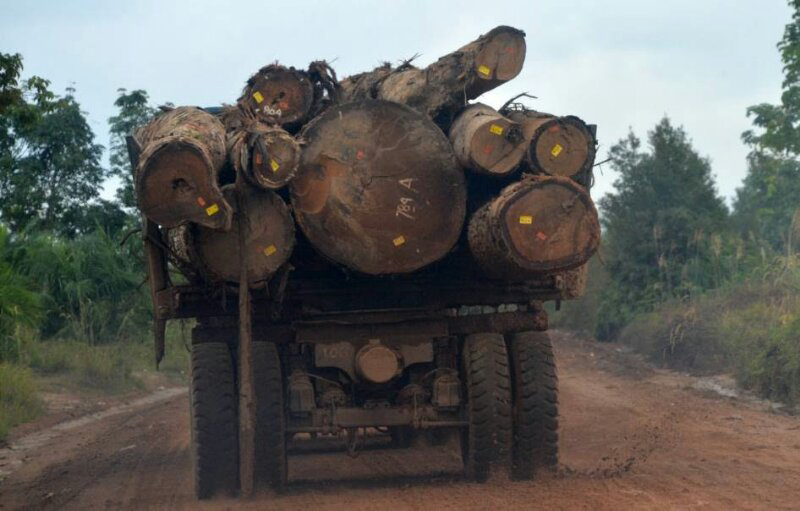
[
  {"left": 536, "top": 231, "right": 548, "bottom": 241},
  {"left": 356, "top": 149, "right": 366, "bottom": 160},
  {"left": 254, "top": 153, "right": 263, "bottom": 165},
  {"left": 279, "top": 100, "right": 289, "bottom": 110},
  {"left": 196, "top": 197, "right": 207, "bottom": 207},
  {"left": 483, "top": 145, "right": 493, "bottom": 155}
]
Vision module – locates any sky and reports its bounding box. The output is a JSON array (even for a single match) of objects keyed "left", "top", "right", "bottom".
[{"left": 0, "top": 0, "right": 792, "bottom": 205}]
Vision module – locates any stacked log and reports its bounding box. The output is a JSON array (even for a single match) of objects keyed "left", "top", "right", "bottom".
[
  {"left": 290, "top": 100, "right": 466, "bottom": 275},
  {"left": 505, "top": 109, "right": 597, "bottom": 184},
  {"left": 468, "top": 176, "right": 600, "bottom": 281},
  {"left": 168, "top": 185, "right": 294, "bottom": 287},
  {"left": 449, "top": 104, "right": 526, "bottom": 177},
  {"left": 341, "top": 26, "right": 526, "bottom": 124},
  {"left": 132, "top": 25, "right": 602, "bottom": 288},
  {"left": 223, "top": 106, "right": 301, "bottom": 190},
  {"left": 134, "top": 107, "right": 231, "bottom": 230}
]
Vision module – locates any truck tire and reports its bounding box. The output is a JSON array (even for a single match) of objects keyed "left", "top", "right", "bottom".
[
  {"left": 460, "top": 332, "right": 512, "bottom": 482},
  {"left": 508, "top": 330, "right": 559, "bottom": 480},
  {"left": 190, "top": 342, "right": 239, "bottom": 499},
  {"left": 253, "top": 341, "right": 288, "bottom": 491}
]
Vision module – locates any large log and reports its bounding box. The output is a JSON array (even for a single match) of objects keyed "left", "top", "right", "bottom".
[
  {"left": 135, "top": 107, "right": 231, "bottom": 230},
  {"left": 449, "top": 103, "right": 526, "bottom": 177},
  {"left": 468, "top": 176, "right": 600, "bottom": 280},
  {"left": 341, "top": 26, "right": 526, "bottom": 124},
  {"left": 168, "top": 185, "right": 295, "bottom": 287},
  {"left": 223, "top": 106, "right": 301, "bottom": 190},
  {"left": 290, "top": 100, "right": 466, "bottom": 275},
  {"left": 505, "top": 110, "right": 597, "bottom": 183},
  {"left": 240, "top": 64, "right": 314, "bottom": 130}
]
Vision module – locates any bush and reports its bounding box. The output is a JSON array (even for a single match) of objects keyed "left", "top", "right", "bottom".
[
  {"left": 616, "top": 261, "right": 800, "bottom": 405},
  {"left": 0, "top": 363, "right": 40, "bottom": 441}
]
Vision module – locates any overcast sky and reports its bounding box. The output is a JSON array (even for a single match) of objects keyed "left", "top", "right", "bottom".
[{"left": 0, "top": 0, "right": 792, "bottom": 205}]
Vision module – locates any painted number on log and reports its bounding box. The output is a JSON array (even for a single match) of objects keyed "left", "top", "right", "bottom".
[{"left": 396, "top": 197, "right": 416, "bottom": 220}]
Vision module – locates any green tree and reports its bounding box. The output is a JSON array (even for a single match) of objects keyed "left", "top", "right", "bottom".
[
  {"left": 0, "top": 54, "right": 108, "bottom": 234},
  {"left": 108, "top": 89, "right": 156, "bottom": 209},
  {"left": 597, "top": 118, "right": 728, "bottom": 339},
  {"left": 735, "top": 1, "right": 800, "bottom": 252}
]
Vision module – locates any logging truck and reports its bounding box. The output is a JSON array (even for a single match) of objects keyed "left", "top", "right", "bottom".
[{"left": 129, "top": 25, "right": 600, "bottom": 499}]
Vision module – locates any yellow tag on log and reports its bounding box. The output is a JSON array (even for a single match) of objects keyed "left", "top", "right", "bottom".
[
  {"left": 270, "top": 159, "right": 280, "bottom": 172},
  {"left": 551, "top": 144, "right": 563, "bottom": 157},
  {"left": 206, "top": 204, "right": 219, "bottom": 216},
  {"left": 252, "top": 91, "right": 264, "bottom": 104},
  {"left": 489, "top": 124, "right": 504, "bottom": 135},
  {"left": 478, "top": 65, "right": 491, "bottom": 77},
  {"left": 393, "top": 235, "right": 406, "bottom": 247},
  {"left": 519, "top": 215, "right": 533, "bottom": 225},
  {"left": 264, "top": 245, "right": 277, "bottom": 256}
]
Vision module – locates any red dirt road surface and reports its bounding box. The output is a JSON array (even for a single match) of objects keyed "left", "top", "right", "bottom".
[{"left": 1, "top": 331, "right": 799, "bottom": 510}]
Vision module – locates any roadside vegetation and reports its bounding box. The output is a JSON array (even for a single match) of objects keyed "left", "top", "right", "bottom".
[{"left": 554, "top": 1, "right": 800, "bottom": 409}]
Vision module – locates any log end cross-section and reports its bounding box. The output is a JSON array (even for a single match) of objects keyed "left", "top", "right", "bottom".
[{"left": 291, "top": 100, "right": 467, "bottom": 275}]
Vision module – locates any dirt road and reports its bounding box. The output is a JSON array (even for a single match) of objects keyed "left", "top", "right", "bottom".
[{"left": 1, "top": 331, "right": 798, "bottom": 510}]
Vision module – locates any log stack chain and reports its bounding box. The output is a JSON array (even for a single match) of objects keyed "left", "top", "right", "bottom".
[{"left": 133, "top": 26, "right": 600, "bottom": 290}]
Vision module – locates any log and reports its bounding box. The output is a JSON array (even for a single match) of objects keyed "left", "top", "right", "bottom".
[
  {"left": 468, "top": 176, "right": 600, "bottom": 280},
  {"left": 240, "top": 64, "right": 314, "bottom": 129},
  {"left": 223, "top": 106, "right": 301, "bottom": 190},
  {"left": 505, "top": 110, "right": 597, "bottom": 183},
  {"left": 556, "top": 263, "right": 589, "bottom": 300},
  {"left": 290, "top": 100, "right": 466, "bottom": 275},
  {"left": 449, "top": 103, "right": 526, "bottom": 176},
  {"left": 168, "top": 185, "right": 295, "bottom": 286},
  {"left": 135, "top": 107, "right": 231, "bottom": 230},
  {"left": 341, "top": 26, "right": 526, "bottom": 124}
]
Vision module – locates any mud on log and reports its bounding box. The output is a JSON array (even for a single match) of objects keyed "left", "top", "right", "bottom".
[
  {"left": 506, "top": 110, "right": 597, "bottom": 183},
  {"left": 223, "top": 106, "right": 301, "bottom": 190},
  {"left": 240, "top": 64, "right": 315, "bottom": 130},
  {"left": 468, "top": 176, "right": 600, "bottom": 280},
  {"left": 341, "top": 26, "right": 526, "bottom": 123},
  {"left": 135, "top": 107, "right": 231, "bottom": 230},
  {"left": 168, "top": 185, "right": 295, "bottom": 287},
  {"left": 449, "top": 104, "right": 526, "bottom": 177},
  {"left": 290, "top": 100, "right": 467, "bottom": 275}
]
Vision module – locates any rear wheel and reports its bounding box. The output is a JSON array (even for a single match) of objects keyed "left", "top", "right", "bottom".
[
  {"left": 508, "top": 330, "right": 559, "bottom": 479},
  {"left": 190, "top": 342, "right": 239, "bottom": 499},
  {"left": 253, "top": 341, "right": 288, "bottom": 491},
  {"left": 460, "top": 332, "right": 512, "bottom": 482}
]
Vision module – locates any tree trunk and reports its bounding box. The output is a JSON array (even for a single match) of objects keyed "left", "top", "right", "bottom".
[
  {"left": 135, "top": 107, "right": 231, "bottom": 230},
  {"left": 505, "top": 110, "right": 596, "bottom": 183},
  {"left": 341, "top": 26, "right": 526, "bottom": 124},
  {"left": 290, "top": 100, "right": 466, "bottom": 275},
  {"left": 239, "top": 64, "right": 315, "bottom": 130},
  {"left": 449, "top": 103, "right": 526, "bottom": 177},
  {"left": 168, "top": 184, "right": 295, "bottom": 287},
  {"left": 223, "top": 106, "right": 301, "bottom": 190},
  {"left": 468, "top": 176, "right": 600, "bottom": 280}
]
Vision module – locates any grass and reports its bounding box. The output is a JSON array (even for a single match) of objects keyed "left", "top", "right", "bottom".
[
  {"left": 0, "top": 321, "right": 191, "bottom": 442},
  {"left": 0, "top": 363, "right": 40, "bottom": 442},
  {"left": 616, "top": 272, "right": 800, "bottom": 406}
]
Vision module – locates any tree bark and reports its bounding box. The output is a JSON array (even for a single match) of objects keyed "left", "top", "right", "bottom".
[
  {"left": 134, "top": 107, "right": 231, "bottom": 230},
  {"left": 239, "top": 64, "right": 315, "bottom": 130},
  {"left": 505, "top": 110, "right": 596, "bottom": 183},
  {"left": 168, "top": 184, "right": 295, "bottom": 287},
  {"left": 290, "top": 100, "right": 466, "bottom": 275},
  {"left": 223, "top": 106, "right": 301, "bottom": 190},
  {"left": 468, "top": 176, "right": 600, "bottom": 280},
  {"left": 340, "top": 26, "right": 526, "bottom": 124},
  {"left": 449, "top": 103, "right": 526, "bottom": 176}
]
